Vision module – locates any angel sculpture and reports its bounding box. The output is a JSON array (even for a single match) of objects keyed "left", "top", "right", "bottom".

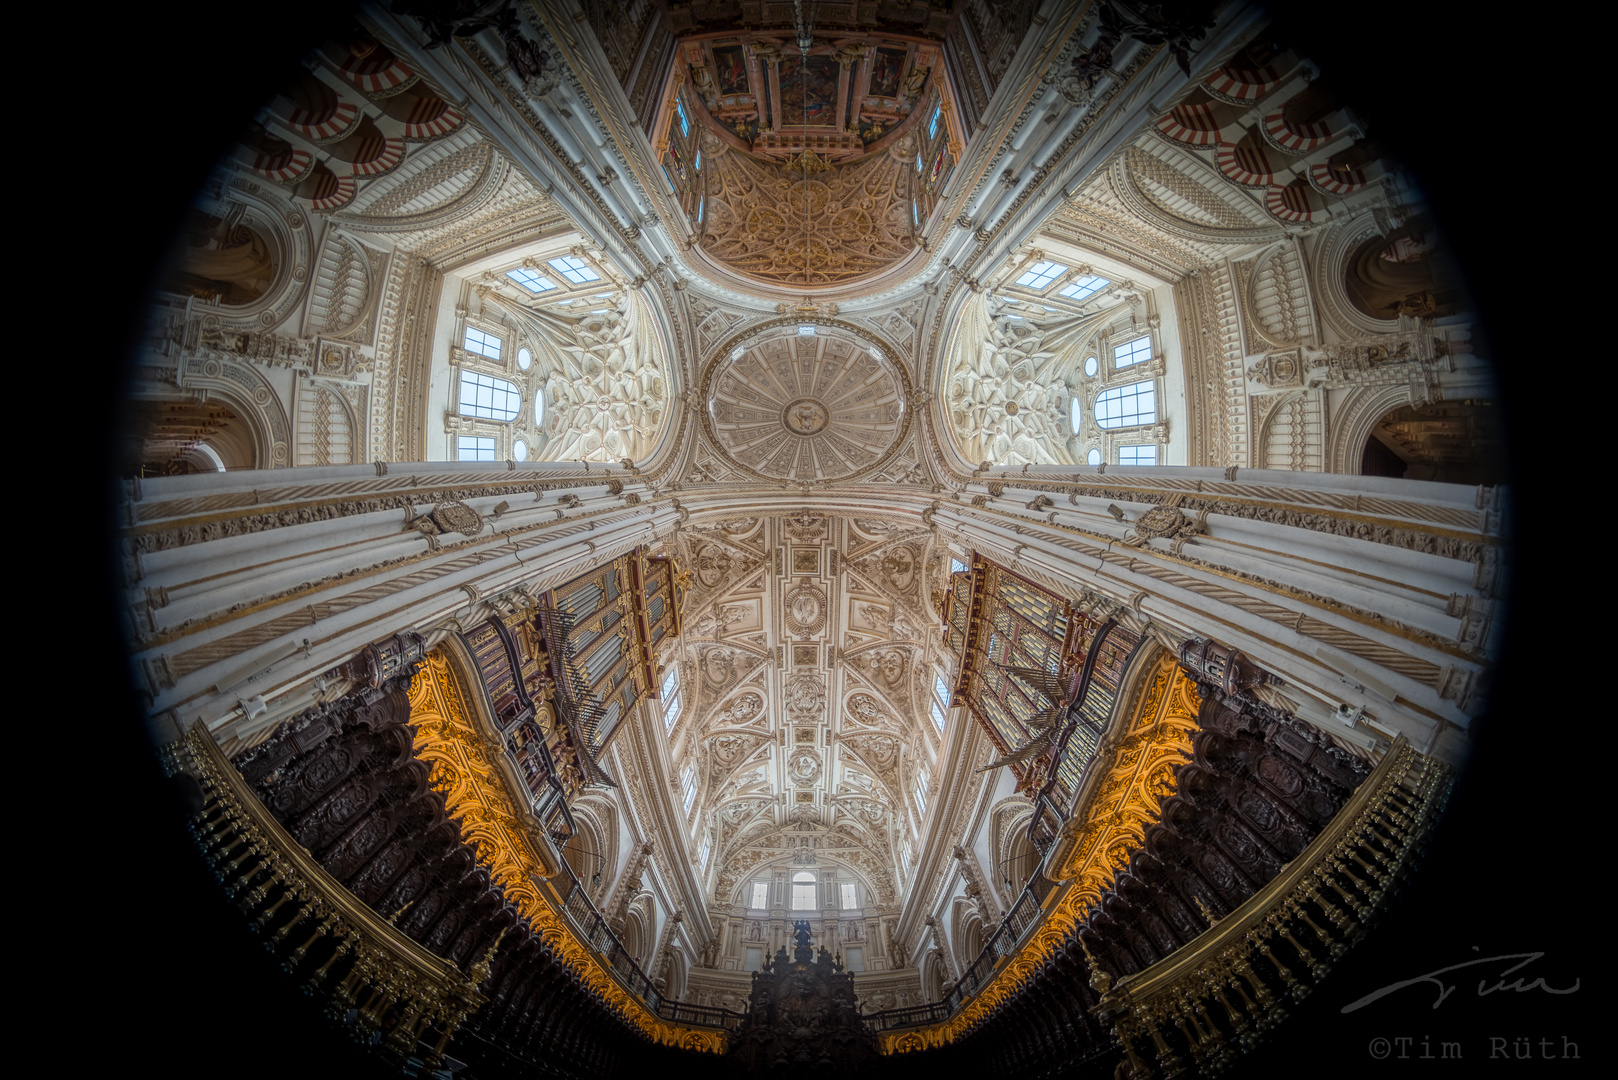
[{"left": 975, "top": 663, "right": 1084, "bottom": 772}]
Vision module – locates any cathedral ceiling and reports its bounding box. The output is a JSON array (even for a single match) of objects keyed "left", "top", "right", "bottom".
[
  {"left": 661, "top": 513, "right": 951, "bottom": 906},
  {"left": 693, "top": 134, "right": 926, "bottom": 289},
  {"left": 702, "top": 320, "right": 910, "bottom": 483}
]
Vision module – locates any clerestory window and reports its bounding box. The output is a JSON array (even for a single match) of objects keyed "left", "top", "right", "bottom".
[
  {"left": 1060, "top": 275, "right": 1109, "bottom": 301},
  {"left": 1114, "top": 335, "right": 1152, "bottom": 369},
  {"left": 463, "top": 325, "right": 503, "bottom": 361},
  {"left": 456, "top": 436, "right": 495, "bottom": 461},
  {"left": 1095, "top": 381, "right": 1156, "bottom": 429},
  {"left": 458, "top": 371, "right": 521, "bottom": 421},
  {"left": 661, "top": 667, "right": 683, "bottom": 732},
  {"left": 791, "top": 871, "right": 816, "bottom": 910}
]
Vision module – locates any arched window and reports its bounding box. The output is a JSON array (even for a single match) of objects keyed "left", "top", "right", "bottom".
[
  {"left": 1095, "top": 381, "right": 1156, "bottom": 428},
  {"left": 791, "top": 871, "right": 817, "bottom": 910},
  {"left": 459, "top": 371, "right": 521, "bottom": 421}
]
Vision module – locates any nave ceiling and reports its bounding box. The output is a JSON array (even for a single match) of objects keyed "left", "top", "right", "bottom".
[{"left": 661, "top": 512, "right": 955, "bottom": 907}]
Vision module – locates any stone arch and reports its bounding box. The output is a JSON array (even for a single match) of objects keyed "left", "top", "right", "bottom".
[
  {"left": 174, "top": 355, "right": 289, "bottom": 468},
  {"left": 921, "top": 949, "right": 948, "bottom": 1002},
  {"left": 161, "top": 186, "right": 310, "bottom": 331},
  {"left": 950, "top": 896, "right": 985, "bottom": 974},
  {"left": 563, "top": 800, "right": 615, "bottom": 902},
  {"left": 1255, "top": 389, "right": 1323, "bottom": 471},
  {"left": 1312, "top": 210, "right": 1404, "bottom": 339},
  {"left": 622, "top": 900, "right": 651, "bottom": 965},
  {"left": 1326, "top": 382, "right": 1420, "bottom": 475},
  {"left": 119, "top": 390, "right": 263, "bottom": 474},
  {"left": 665, "top": 946, "right": 689, "bottom": 999},
  {"left": 989, "top": 796, "right": 1036, "bottom": 903}
]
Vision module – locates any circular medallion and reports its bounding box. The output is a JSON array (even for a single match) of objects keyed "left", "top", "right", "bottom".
[
  {"left": 703, "top": 319, "right": 910, "bottom": 484},
  {"left": 782, "top": 398, "right": 829, "bottom": 435}
]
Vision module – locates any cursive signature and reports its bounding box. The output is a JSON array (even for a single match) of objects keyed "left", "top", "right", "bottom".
[{"left": 1341, "top": 949, "right": 1580, "bottom": 1013}]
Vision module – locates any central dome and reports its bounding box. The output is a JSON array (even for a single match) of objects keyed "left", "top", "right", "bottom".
[{"left": 703, "top": 320, "right": 910, "bottom": 483}]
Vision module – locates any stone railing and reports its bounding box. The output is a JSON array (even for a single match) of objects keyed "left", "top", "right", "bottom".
[
  {"left": 1093, "top": 735, "right": 1450, "bottom": 1076},
  {"left": 164, "top": 722, "right": 489, "bottom": 1070}
]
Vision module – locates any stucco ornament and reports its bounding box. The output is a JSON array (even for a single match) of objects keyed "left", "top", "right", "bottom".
[
  {"left": 945, "top": 294, "right": 1080, "bottom": 468},
  {"left": 705, "top": 323, "right": 908, "bottom": 483}
]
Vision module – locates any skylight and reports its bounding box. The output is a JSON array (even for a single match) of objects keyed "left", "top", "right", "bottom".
[
  {"left": 1059, "top": 275, "right": 1108, "bottom": 301},
  {"left": 547, "top": 256, "right": 600, "bottom": 284},
  {"left": 1015, "top": 261, "right": 1067, "bottom": 289},
  {"left": 507, "top": 268, "right": 557, "bottom": 293}
]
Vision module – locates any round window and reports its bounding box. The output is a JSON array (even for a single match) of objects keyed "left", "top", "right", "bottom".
[
  {"left": 517, "top": 346, "right": 533, "bottom": 371},
  {"left": 534, "top": 393, "right": 545, "bottom": 426},
  {"left": 1084, "top": 356, "right": 1098, "bottom": 377},
  {"left": 1087, "top": 448, "right": 1101, "bottom": 466},
  {"left": 512, "top": 439, "right": 528, "bottom": 461}
]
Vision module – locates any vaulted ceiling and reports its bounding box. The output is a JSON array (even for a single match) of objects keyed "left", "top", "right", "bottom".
[{"left": 661, "top": 513, "right": 951, "bottom": 906}]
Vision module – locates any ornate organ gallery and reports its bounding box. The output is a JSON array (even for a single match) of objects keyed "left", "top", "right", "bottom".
[{"left": 122, "top": 1, "right": 1501, "bottom": 1078}]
